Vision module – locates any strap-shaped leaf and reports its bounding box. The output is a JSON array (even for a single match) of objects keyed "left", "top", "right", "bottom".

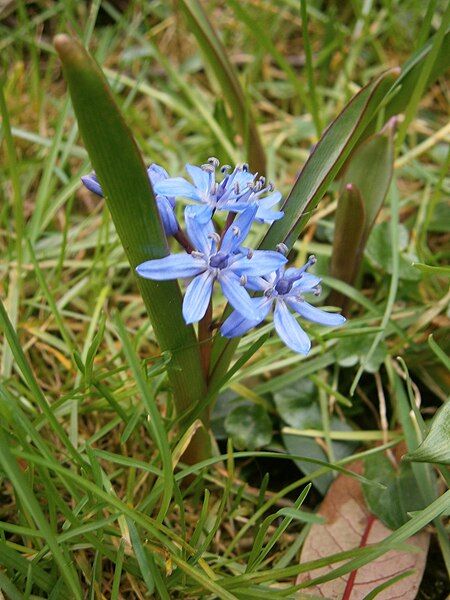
[
  {"left": 260, "top": 69, "right": 399, "bottom": 251},
  {"left": 178, "top": 0, "right": 266, "bottom": 174},
  {"left": 54, "top": 36, "right": 206, "bottom": 424},
  {"left": 329, "top": 119, "right": 396, "bottom": 310},
  {"left": 329, "top": 183, "right": 365, "bottom": 312}
]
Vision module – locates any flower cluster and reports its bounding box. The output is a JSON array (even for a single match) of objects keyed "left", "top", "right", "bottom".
[{"left": 82, "top": 159, "right": 345, "bottom": 353}]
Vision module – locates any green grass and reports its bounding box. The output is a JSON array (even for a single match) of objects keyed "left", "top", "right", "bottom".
[{"left": 0, "top": 0, "right": 449, "bottom": 597}]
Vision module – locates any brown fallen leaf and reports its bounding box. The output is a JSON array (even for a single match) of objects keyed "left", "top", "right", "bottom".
[{"left": 296, "top": 462, "right": 430, "bottom": 599}]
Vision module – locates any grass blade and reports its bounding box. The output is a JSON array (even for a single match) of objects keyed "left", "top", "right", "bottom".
[{"left": 178, "top": 0, "right": 266, "bottom": 173}]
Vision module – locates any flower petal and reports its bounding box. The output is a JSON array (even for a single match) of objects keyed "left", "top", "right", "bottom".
[
  {"left": 186, "top": 164, "right": 211, "bottom": 194},
  {"left": 81, "top": 173, "right": 103, "bottom": 196},
  {"left": 182, "top": 271, "right": 214, "bottom": 324},
  {"left": 245, "top": 275, "right": 273, "bottom": 291},
  {"left": 154, "top": 177, "right": 201, "bottom": 200},
  {"left": 230, "top": 250, "right": 287, "bottom": 276},
  {"left": 258, "top": 191, "right": 282, "bottom": 209},
  {"left": 147, "top": 163, "right": 169, "bottom": 184},
  {"left": 192, "top": 203, "right": 214, "bottom": 224},
  {"left": 221, "top": 297, "right": 272, "bottom": 338},
  {"left": 286, "top": 298, "right": 346, "bottom": 327},
  {"left": 218, "top": 271, "right": 260, "bottom": 319},
  {"left": 185, "top": 207, "right": 215, "bottom": 253},
  {"left": 221, "top": 205, "right": 258, "bottom": 254},
  {"left": 156, "top": 197, "right": 178, "bottom": 236},
  {"left": 136, "top": 254, "right": 204, "bottom": 280},
  {"left": 255, "top": 208, "right": 284, "bottom": 223},
  {"left": 273, "top": 300, "right": 311, "bottom": 354},
  {"left": 291, "top": 273, "right": 321, "bottom": 291}
]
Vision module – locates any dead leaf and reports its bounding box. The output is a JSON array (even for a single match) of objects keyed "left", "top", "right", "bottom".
[{"left": 296, "top": 462, "right": 430, "bottom": 599}]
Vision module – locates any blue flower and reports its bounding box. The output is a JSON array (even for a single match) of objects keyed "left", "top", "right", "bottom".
[
  {"left": 153, "top": 158, "right": 284, "bottom": 224},
  {"left": 221, "top": 256, "right": 346, "bottom": 354},
  {"left": 81, "top": 163, "right": 179, "bottom": 236},
  {"left": 136, "top": 206, "right": 287, "bottom": 324}
]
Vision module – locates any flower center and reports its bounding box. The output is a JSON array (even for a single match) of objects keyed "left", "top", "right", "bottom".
[
  {"left": 275, "top": 278, "right": 293, "bottom": 295},
  {"left": 209, "top": 251, "right": 229, "bottom": 269}
]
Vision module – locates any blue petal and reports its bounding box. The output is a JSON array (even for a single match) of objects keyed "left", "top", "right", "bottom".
[
  {"left": 217, "top": 200, "right": 253, "bottom": 213},
  {"left": 192, "top": 203, "right": 214, "bottom": 224},
  {"left": 218, "top": 272, "right": 260, "bottom": 319},
  {"left": 154, "top": 177, "right": 201, "bottom": 200},
  {"left": 286, "top": 298, "right": 346, "bottom": 327},
  {"left": 185, "top": 164, "right": 211, "bottom": 194},
  {"left": 221, "top": 297, "right": 272, "bottom": 338},
  {"left": 258, "top": 191, "right": 282, "bottom": 208},
  {"left": 232, "top": 169, "right": 254, "bottom": 189},
  {"left": 273, "top": 300, "right": 311, "bottom": 354},
  {"left": 185, "top": 207, "right": 215, "bottom": 254},
  {"left": 136, "top": 254, "right": 204, "bottom": 280},
  {"left": 147, "top": 163, "right": 169, "bottom": 184},
  {"left": 255, "top": 208, "right": 284, "bottom": 223},
  {"left": 291, "top": 273, "right": 321, "bottom": 291},
  {"left": 182, "top": 271, "right": 214, "bottom": 324},
  {"left": 221, "top": 205, "right": 258, "bottom": 254},
  {"left": 81, "top": 173, "right": 103, "bottom": 196},
  {"left": 230, "top": 250, "right": 287, "bottom": 276},
  {"left": 245, "top": 275, "right": 272, "bottom": 291},
  {"left": 156, "top": 197, "right": 178, "bottom": 236}
]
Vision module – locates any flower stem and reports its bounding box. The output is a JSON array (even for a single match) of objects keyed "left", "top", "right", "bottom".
[
  {"left": 198, "top": 301, "right": 213, "bottom": 380},
  {"left": 174, "top": 227, "right": 194, "bottom": 253}
]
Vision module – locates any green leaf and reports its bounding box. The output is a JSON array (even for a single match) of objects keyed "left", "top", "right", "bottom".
[
  {"left": 283, "top": 425, "right": 357, "bottom": 496},
  {"left": 225, "top": 404, "right": 272, "bottom": 450},
  {"left": 54, "top": 36, "right": 207, "bottom": 454},
  {"left": 403, "top": 402, "right": 450, "bottom": 465},
  {"left": 330, "top": 119, "right": 396, "bottom": 310},
  {"left": 260, "top": 68, "right": 399, "bottom": 251},
  {"left": 178, "top": 0, "right": 265, "bottom": 173},
  {"left": 273, "top": 379, "right": 317, "bottom": 423},
  {"left": 336, "top": 334, "right": 387, "bottom": 373},
  {"left": 413, "top": 262, "right": 450, "bottom": 276},
  {"left": 276, "top": 382, "right": 357, "bottom": 495},
  {"left": 329, "top": 183, "right": 365, "bottom": 310},
  {"left": 362, "top": 453, "right": 428, "bottom": 530},
  {"left": 428, "top": 334, "right": 450, "bottom": 370},
  {"left": 366, "top": 222, "right": 421, "bottom": 281}
]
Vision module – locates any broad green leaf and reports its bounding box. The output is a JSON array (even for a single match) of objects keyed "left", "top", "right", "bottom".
[
  {"left": 178, "top": 0, "right": 265, "bottom": 173},
  {"left": 276, "top": 382, "right": 356, "bottom": 495},
  {"left": 225, "top": 404, "right": 272, "bottom": 450},
  {"left": 365, "top": 222, "right": 421, "bottom": 281},
  {"left": 336, "top": 333, "right": 387, "bottom": 373},
  {"left": 362, "top": 453, "right": 428, "bottom": 530},
  {"left": 54, "top": 36, "right": 207, "bottom": 455},
  {"left": 403, "top": 402, "right": 450, "bottom": 465}
]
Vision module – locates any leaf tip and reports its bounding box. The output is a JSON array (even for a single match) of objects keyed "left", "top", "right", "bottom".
[
  {"left": 53, "top": 34, "right": 85, "bottom": 65},
  {"left": 54, "top": 33, "right": 71, "bottom": 54}
]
